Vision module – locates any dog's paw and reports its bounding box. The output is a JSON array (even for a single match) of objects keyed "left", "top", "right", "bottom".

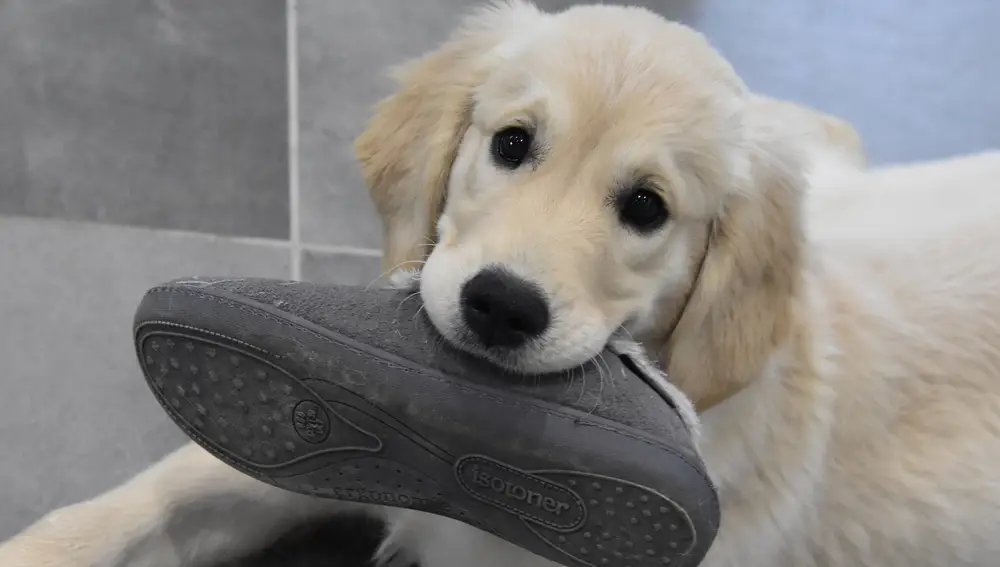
[{"left": 0, "top": 532, "right": 94, "bottom": 567}]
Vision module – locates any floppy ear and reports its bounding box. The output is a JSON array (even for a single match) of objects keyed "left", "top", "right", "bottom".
[
  {"left": 354, "top": 1, "right": 540, "bottom": 273},
  {"left": 749, "top": 94, "right": 866, "bottom": 169},
  {"left": 661, "top": 110, "right": 808, "bottom": 412}
]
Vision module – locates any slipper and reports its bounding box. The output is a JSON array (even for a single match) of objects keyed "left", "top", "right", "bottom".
[{"left": 133, "top": 276, "right": 718, "bottom": 567}]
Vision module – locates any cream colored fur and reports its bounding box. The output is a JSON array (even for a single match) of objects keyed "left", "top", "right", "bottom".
[{"left": 3, "top": 2, "right": 1000, "bottom": 567}]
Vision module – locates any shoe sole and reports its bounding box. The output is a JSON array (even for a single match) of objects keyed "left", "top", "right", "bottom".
[{"left": 134, "top": 284, "right": 716, "bottom": 567}]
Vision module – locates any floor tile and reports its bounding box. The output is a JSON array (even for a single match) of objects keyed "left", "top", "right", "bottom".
[
  {"left": 0, "top": 216, "right": 290, "bottom": 539},
  {"left": 0, "top": 0, "right": 290, "bottom": 238},
  {"left": 296, "top": 0, "right": 472, "bottom": 249},
  {"left": 301, "top": 248, "right": 384, "bottom": 287}
]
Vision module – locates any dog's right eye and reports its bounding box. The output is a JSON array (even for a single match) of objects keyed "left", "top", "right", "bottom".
[
  {"left": 618, "top": 187, "right": 669, "bottom": 233},
  {"left": 491, "top": 127, "right": 532, "bottom": 168}
]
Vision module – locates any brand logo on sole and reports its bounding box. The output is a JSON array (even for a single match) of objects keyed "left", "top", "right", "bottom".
[
  {"left": 455, "top": 455, "right": 586, "bottom": 531},
  {"left": 293, "top": 400, "right": 330, "bottom": 443}
]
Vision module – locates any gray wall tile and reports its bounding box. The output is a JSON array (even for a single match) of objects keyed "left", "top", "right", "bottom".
[
  {"left": 301, "top": 248, "right": 384, "bottom": 287},
  {"left": 0, "top": 0, "right": 290, "bottom": 238},
  {"left": 0, "top": 4, "right": 28, "bottom": 201},
  {"left": 0, "top": 216, "right": 290, "bottom": 539},
  {"left": 298, "top": 0, "right": 1000, "bottom": 249},
  {"left": 297, "top": 0, "right": 472, "bottom": 250}
]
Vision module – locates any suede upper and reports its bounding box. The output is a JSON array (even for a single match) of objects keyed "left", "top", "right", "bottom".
[{"left": 157, "top": 276, "right": 699, "bottom": 462}]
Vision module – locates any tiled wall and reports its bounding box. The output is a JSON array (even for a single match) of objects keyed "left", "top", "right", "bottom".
[
  {"left": 3, "top": 0, "right": 999, "bottom": 284},
  {"left": 0, "top": 0, "right": 290, "bottom": 238},
  {"left": 1, "top": 0, "right": 999, "bottom": 547}
]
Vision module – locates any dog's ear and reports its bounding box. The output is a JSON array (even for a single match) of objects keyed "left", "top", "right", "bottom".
[
  {"left": 355, "top": 1, "right": 540, "bottom": 273},
  {"left": 748, "top": 94, "right": 866, "bottom": 169},
  {"left": 663, "top": 110, "right": 808, "bottom": 412}
]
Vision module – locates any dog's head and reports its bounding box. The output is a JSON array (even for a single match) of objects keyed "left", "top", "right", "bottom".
[{"left": 356, "top": 1, "right": 805, "bottom": 410}]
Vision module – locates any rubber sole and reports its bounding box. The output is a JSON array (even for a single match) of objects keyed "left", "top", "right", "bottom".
[{"left": 134, "top": 291, "right": 711, "bottom": 567}]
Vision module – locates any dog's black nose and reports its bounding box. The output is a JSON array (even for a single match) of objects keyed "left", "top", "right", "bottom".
[{"left": 460, "top": 267, "right": 550, "bottom": 349}]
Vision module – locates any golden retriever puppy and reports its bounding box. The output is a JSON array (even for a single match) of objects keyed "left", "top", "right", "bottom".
[
  {"left": 3, "top": 2, "right": 1000, "bottom": 567},
  {"left": 359, "top": 2, "right": 1000, "bottom": 566}
]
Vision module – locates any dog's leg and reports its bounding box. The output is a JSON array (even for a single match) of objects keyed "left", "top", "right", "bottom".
[{"left": 0, "top": 442, "right": 374, "bottom": 567}]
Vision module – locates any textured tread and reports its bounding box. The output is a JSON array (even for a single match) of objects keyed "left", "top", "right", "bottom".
[
  {"left": 140, "top": 331, "right": 381, "bottom": 469},
  {"left": 136, "top": 324, "right": 700, "bottom": 567}
]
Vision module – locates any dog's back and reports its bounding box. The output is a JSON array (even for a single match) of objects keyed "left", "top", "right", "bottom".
[{"left": 798, "top": 151, "right": 1000, "bottom": 566}]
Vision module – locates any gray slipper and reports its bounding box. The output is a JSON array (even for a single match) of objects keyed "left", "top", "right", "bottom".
[{"left": 133, "top": 277, "right": 718, "bottom": 567}]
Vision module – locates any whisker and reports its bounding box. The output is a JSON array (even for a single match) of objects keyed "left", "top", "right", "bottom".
[
  {"left": 574, "top": 362, "right": 591, "bottom": 407},
  {"left": 393, "top": 290, "right": 423, "bottom": 319},
  {"left": 616, "top": 325, "right": 637, "bottom": 344},
  {"left": 399, "top": 290, "right": 422, "bottom": 305},
  {"left": 562, "top": 364, "right": 580, "bottom": 397},
  {"left": 591, "top": 352, "right": 611, "bottom": 415},
  {"left": 599, "top": 348, "right": 621, "bottom": 399},
  {"left": 578, "top": 357, "right": 603, "bottom": 411},
  {"left": 412, "top": 304, "right": 427, "bottom": 324},
  {"left": 430, "top": 331, "right": 448, "bottom": 355}
]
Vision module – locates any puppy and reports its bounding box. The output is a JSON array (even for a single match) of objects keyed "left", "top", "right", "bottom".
[{"left": 4, "top": 2, "right": 1000, "bottom": 567}]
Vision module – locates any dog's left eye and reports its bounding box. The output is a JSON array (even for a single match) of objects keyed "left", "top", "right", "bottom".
[
  {"left": 618, "top": 188, "right": 669, "bottom": 233},
  {"left": 491, "top": 127, "right": 532, "bottom": 168}
]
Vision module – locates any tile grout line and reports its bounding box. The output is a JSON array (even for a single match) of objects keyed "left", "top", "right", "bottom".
[
  {"left": 1, "top": 212, "right": 384, "bottom": 257},
  {"left": 299, "top": 242, "right": 383, "bottom": 257},
  {"left": 287, "top": 0, "right": 303, "bottom": 281}
]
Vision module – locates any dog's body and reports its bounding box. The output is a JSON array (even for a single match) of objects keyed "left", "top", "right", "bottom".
[{"left": 4, "top": 2, "right": 1000, "bottom": 567}]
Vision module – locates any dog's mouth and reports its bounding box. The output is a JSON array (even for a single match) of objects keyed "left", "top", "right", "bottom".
[
  {"left": 444, "top": 327, "right": 554, "bottom": 374},
  {"left": 405, "top": 262, "right": 616, "bottom": 374},
  {"left": 415, "top": 298, "right": 700, "bottom": 430}
]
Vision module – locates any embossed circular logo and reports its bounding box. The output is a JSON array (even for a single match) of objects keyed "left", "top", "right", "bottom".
[{"left": 293, "top": 400, "right": 330, "bottom": 443}]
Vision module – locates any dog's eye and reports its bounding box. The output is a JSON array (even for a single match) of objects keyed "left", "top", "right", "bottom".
[
  {"left": 491, "top": 127, "right": 532, "bottom": 168},
  {"left": 618, "top": 188, "right": 669, "bottom": 233}
]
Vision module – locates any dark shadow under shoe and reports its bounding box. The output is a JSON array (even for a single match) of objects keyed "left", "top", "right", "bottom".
[{"left": 133, "top": 277, "right": 719, "bottom": 567}]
